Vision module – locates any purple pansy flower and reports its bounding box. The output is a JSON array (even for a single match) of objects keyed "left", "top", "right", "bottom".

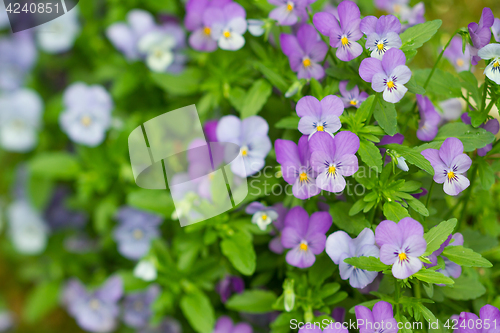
[
  {"left": 216, "top": 275, "right": 245, "bottom": 303},
  {"left": 309, "top": 131, "right": 360, "bottom": 193},
  {"left": 213, "top": 316, "right": 253, "bottom": 333},
  {"left": 0, "top": 32, "right": 37, "bottom": 91},
  {"left": 44, "top": 187, "right": 87, "bottom": 231},
  {"left": 338, "top": 81, "right": 369, "bottom": 108},
  {"left": 296, "top": 95, "right": 344, "bottom": 139},
  {"left": 399, "top": 3, "right": 425, "bottom": 31},
  {"left": 492, "top": 18, "right": 500, "bottom": 42},
  {"left": 204, "top": 119, "right": 219, "bottom": 142},
  {"left": 245, "top": 202, "right": 278, "bottom": 231},
  {"left": 325, "top": 228, "right": 380, "bottom": 288},
  {"left": 411, "top": 187, "right": 428, "bottom": 199},
  {"left": 458, "top": 305, "right": 500, "bottom": 333},
  {"left": 113, "top": 207, "right": 163, "bottom": 260},
  {"left": 313, "top": 1, "right": 363, "bottom": 62},
  {"left": 468, "top": 7, "right": 494, "bottom": 65},
  {"left": 268, "top": 0, "right": 307, "bottom": 26},
  {"left": 444, "top": 36, "right": 471, "bottom": 72},
  {"left": 355, "top": 301, "right": 399, "bottom": 333},
  {"left": 416, "top": 95, "right": 441, "bottom": 142},
  {"left": 461, "top": 113, "right": 499, "bottom": 156},
  {"left": 280, "top": 24, "right": 328, "bottom": 80},
  {"left": 360, "top": 15, "right": 402, "bottom": 60},
  {"left": 269, "top": 203, "right": 288, "bottom": 254},
  {"left": 376, "top": 217, "right": 427, "bottom": 279},
  {"left": 438, "top": 98, "right": 463, "bottom": 124},
  {"left": 359, "top": 48, "right": 412, "bottom": 103},
  {"left": 275, "top": 135, "right": 321, "bottom": 200},
  {"left": 216, "top": 115, "right": 272, "bottom": 178},
  {"left": 281, "top": 206, "right": 332, "bottom": 268},
  {"left": 425, "top": 233, "right": 463, "bottom": 281},
  {"left": 123, "top": 285, "right": 160, "bottom": 328},
  {"left": 63, "top": 276, "right": 123, "bottom": 333},
  {"left": 477, "top": 44, "right": 500, "bottom": 85},
  {"left": 421, "top": 137, "right": 472, "bottom": 196},
  {"left": 204, "top": 2, "right": 247, "bottom": 51}
]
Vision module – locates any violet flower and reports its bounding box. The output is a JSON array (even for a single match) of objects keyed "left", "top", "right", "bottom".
[
  {"left": 399, "top": 3, "right": 425, "bottom": 31},
  {"left": 416, "top": 94, "right": 441, "bottom": 142},
  {"left": 269, "top": 203, "right": 288, "bottom": 254},
  {"left": 205, "top": 2, "right": 247, "bottom": 51},
  {"left": 468, "top": 7, "right": 494, "bottom": 65},
  {"left": 338, "top": 81, "right": 369, "bottom": 108},
  {"left": 216, "top": 115, "right": 272, "bottom": 177},
  {"left": 444, "top": 36, "right": 471, "bottom": 72},
  {"left": 425, "top": 233, "right": 463, "bottom": 281},
  {"left": 359, "top": 48, "right": 412, "bottom": 103},
  {"left": 245, "top": 202, "right": 278, "bottom": 231},
  {"left": 376, "top": 217, "right": 427, "bottom": 279},
  {"left": 63, "top": 276, "right": 123, "bottom": 333},
  {"left": 309, "top": 131, "right": 360, "bottom": 193},
  {"left": 185, "top": 0, "right": 229, "bottom": 52},
  {"left": 458, "top": 305, "right": 500, "bottom": 333},
  {"left": 44, "top": 187, "right": 88, "bottom": 231},
  {"left": 275, "top": 135, "right": 321, "bottom": 199},
  {"left": 313, "top": 0, "right": 363, "bottom": 62},
  {"left": 204, "top": 119, "right": 219, "bottom": 142},
  {"left": 492, "top": 18, "right": 500, "bottom": 43},
  {"left": 113, "top": 206, "right": 163, "bottom": 260},
  {"left": 438, "top": 98, "right": 463, "bottom": 123},
  {"left": 461, "top": 113, "right": 499, "bottom": 156},
  {"left": 268, "top": 0, "right": 307, "bottom": 26},
  {"left": 296, "top": 95, "right": 344, "bottom": 139},
  {"left": 360, "top": 15, "right": 402, "bottom": 60},
  {"left": 123, "top": 285, "right": 160, "bottom": 328},
  {"left": 280, "top": 24, "right": 328, "bottom": 80},
  {"left": 374, "top": 0, "right": 407, "bottom": 14},
  {"left": 0, "top": 32, "right": 37, "bottom": 91},
  {"left": 355, "top": 301, "right": 398, "bottom": 333},
  {"left": 421, "top": 137, "right": 472, "bottom": 196},
  {"left": 325, "top": 228, "right": 380, "bottom": 288},
  {"left": 281, "top": 206, "right": 332, "bottom": 268},
  {"left": 411, "top": 187, "right": 428, "bottom": 199},
  {"left": 213, "top": 316, "right": 253, "bottom": 333},
  {"left": 216, "top": 275, "right": 245, "bottom": 303},
  {"left": 477, "top": 43, "right": 500, "bottom": 85}
]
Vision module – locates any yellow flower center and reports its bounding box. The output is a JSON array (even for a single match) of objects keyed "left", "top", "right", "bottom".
[
  {"left": 302, "top": 58, "right": 311, "bottom": 67},
  {"left": 328, "top": 165, "right": 336, "bottom": 174},
  {"left": 286, "top": 2, "right": 294, "bottom": 11},
  {"left": 494, "top": 61, "right": 500, "bottom": 68},
  {"left": 350, "top": 100, "right": 357, "bottom": 106},
  {"left": 89, "top": 299, "right": 100, "bottom": 310},
  {"left": 204, "top": 26, "right": 211, "bottom": 35},
  {"left": 223, "top": 30, "right": 231, "bottom": 38},
  {"left": 299, "top": 172, "right": 308, "bottom": 182},
  {"left": 341, "top": 36, "right": 349, "bottom": 46},
  {"left": 393, "top": 4, "right": 401, "bottom": 13},
  {"left": 387, "top": 80, "right": 395, "bottom": 89},
  {"left": 81, "top": 115, "right": 92, "bottom": 127},
  {"left": 241, "top": 147, "right": 248, "bottom": 156},
  {"left": 377, "top": 43, "right": 384, "bottom": 50},
  {"left": 133, "top": 229, "right": 144, "bottom": 239},
  {"left": 398, "top": 252, "right": 407, "bottom": 261},
  {"left": 316, "top": 125, "right": 324, "bottom": 131},
  {"left": 299, "top": 242, "right": 308, "bottom": 251},
  {"left": 456, "top": 58, "right": 464, "bottom": 67},
  {"left": 262, "top": 214, "right": 268, "bottom": 220},
  {"left": 447, "top": 171, "right": 455, "bottom": 180}
]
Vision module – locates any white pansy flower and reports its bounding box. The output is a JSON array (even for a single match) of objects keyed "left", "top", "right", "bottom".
[
  {"left": 36, "top": 8, "right": 81, "bottom": 53},
  {"left": 478, "top": 43, "right": 500, "bottom": 84},
  {"left": 138, "top": 31, "right": 176, "bottom": 72},
  {"left": 8, "top": 201, "right": 49, "bottom": 255}
]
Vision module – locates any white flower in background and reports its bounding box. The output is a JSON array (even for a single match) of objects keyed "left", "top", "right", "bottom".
[
  {"left": 134, "top": 259, "right": 157, "bottom": 281},
  {"left": 252, "top": 210, "right": 278, "bottom": 231},
  {"left": 478, "top": 43, "right": 500, "bottom": 84},
  {"left": 59, "top": 82, "right": 113, "bottom": 147},
  {"left": 138, "top": 31, "right": 176, "bottom": 72},
  {"left": 8, "top": 201, "right": 49, "bottom": 255},
  {"left": 0, "top": 89, "right": 43, "bottom": 152},
  {"left": 36, "top": 8, "right": 81, "bottom": 54},
  {"left": 247, "top": 19, "right": 265, "bottom": 36}
]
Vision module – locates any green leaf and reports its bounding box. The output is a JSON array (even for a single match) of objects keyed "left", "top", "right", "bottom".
[
  {"left": 350, "top": 199, "right": 368, "bottom": 216},
  {"left": 221, "top": 232, "right": 257, "bottom": 275},
  {"left": 384, "top": 144, "right": 434, "bottom": 175},
  {"left": 399, "top": 180, "right": 423, "bottom": 192},
  {"left": 355, "top": 95, "right": 376, "bottom": 124},
  {"left": 275, "top": 116, "right": 300, "bottom": 129},
  {"left": 423, "top": 219, "right": 458, "bottom": 256},
  {"left": 415, "top": 303, "right": 437, "bottom": 323},
  {"left": 442, "top": 245, "right": 493, "bottom": 267},
  {"left": 412, "top": 269, "right": 454, "bottom": 285},
  {"left": 343, "top": 256, "right": 390, "bottom": 271},
  {"left": 23, "top": 281, "right": 60, "bottom": 324},
  {"left": 228, "top": 87, "right": 246, "bottom": 113},
  {"left": 254, "top": 62, "right": 288, "bottom": 92},
  {"left": 226, "top": 290, "right": 278, "bottom": 313},
  {"left": 400, "top": 20, "right": 442, "bottom": 51},
  {"left": 406, "top": 76, "right": 426, "bottom": 95},
  {"left": 319, "top": 282, "right": 341, "bottom": 298},
  {"left": 478, "top": 159, "right": 495, "bottom": 190},
  {"left": 240, "top": 79, "right": 272, "bottom": 118},
  {"left": 309, "top": 255, "right": 336, "bottom": 286},
  {"left": 414, "top": 69, "right": 462, "bottom": 98},
  {"left": 180, "top": 291, "right": 215, "bottom": 333},
  {"left": 406, "top": 197, "right": 429, "bottom": 216},
  {"left": 358, "top": 139, "right": 383, "bottom": 171},
  {"left": 330, "top": 202, "right": 371, "bottom": 235},
  {"left": 374, "top": 95, "right": 398, "bottom": 136},
  {"left": 461, "top": 228, "right": 499, "bottom": 253},
  {"left": 29, "top": 152, "right": 80, "bottom": 179},
  {"left": 127, "top": 189, "right": 174, "bottom": 217},
  {"left": 440, "top": 275, "right": 486, "bottom": 300},
  {"left": 150, "top": 68, "right": 202, "bottom": 95},
  {"left": 430, "top": 122, "right": 496, "bottom": 152},
  {"left": 459, "top": 71, "right": 481, "bottom": 108},
  {"left": 383, "top": 201, "right": 409, "bottom": 221}
]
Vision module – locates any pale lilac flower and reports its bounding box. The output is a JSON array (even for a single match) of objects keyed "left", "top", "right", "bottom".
[
  {"left": 275, "top": 136, "right": 321, "bottom": 199},
  {"left": 461, "top": 113, "right": 499, "bottom": 156},
  {"left": 376, "top": 217, "right": 426, "bottom": 279},
  {"left": 123, "top": 285, "right": 160, "bottom": 328},
  {"left": 0, "top": 32, "right": 37, "bottom": 91},
  {"left": 134, "top": 259, "right": 158, "bottom": 281},
  {"left": 444, "top": 36, "right": 471, "bottom": 72},
  {"left": 458, "top": 305, "right": 500, "bottom": 333},
  {"left": 360, "top": 15, "right": 402, "bottom": 60},
  {"left": 296, "top": 95, "right": 344, "bottom": 138},
  {"left": 281, "top": 206, "right": 332, "bottom": 268},
  {"left": 0, "top": 311, "right": 13, "bottom": 332},
  {"left": 216, "top": 276, "right": 245, "bottom": 303},
  {"left": 325, "top": 228, "right": 380, "bottom": 288},
  {"left": 268, "top": 0, "right": 307, "bottom": 26},
  {"left": 416, "top": 94, "right": 441, "bottom": 141},
  {"left": 213, "top": 316, "right": 253, "bottom": 333},
  {"left": 374, "top": 0, "right": 407, "bottom": 13},
  {"left": 355, "top": 301, "right": 399, "bottom": 333},
  {"left": 8, "top": 200, "right": 48, "bottom": 255},
  {"left": 399, "top": 3, "right": 425, "bottom": 31},
  {"left": 359, "top": 48, "right": 412, "bottom": 103},
  {"left": 425, "top": 233, "right": 463, "bottom": 281},
  {"left": 59, "top": 82, "right": 113, "bottom": 147},
  {"left": 492, "top": 18, "right": 500, "bottom": 42},
  {"left": 113, "top": 207, "right": 162, "bottom": 260},
  {"left": 421, "top": 137, "right": 472, "bottom": 196},
  {"left": 204, "top": 119, "right": 219, "bottom": 142},
  {"left": 468, "top": 8, "right": 494, "bottom": 65},
  {"left": 338, "top": 81, "right": 369, "bottom": 108},
  {"left": 247, "top": 19, "right": 265, "bottom": 36},
  {"left": 206, "top": 2, "right": 248, "bottom": 51},
  {"left": 269, "top": 203, "right": 288, "bottom": 254},
  {"left": 280, "top": 24, "right": 328, "bottom": 80},
  {"left": 44, "top": 187, "right": 87, "bottom": 231},
  {"left": 245, "top": 202, "right": 278, "bottom": 231},
  {"left": 63, "top": 276, "right": 123, "bottom": 333},
  {"left": 216, "top": 115, "right": 271, "bottom": 177},
  {"left": 0, "top": 88, "right": 43, "bottom": 152},
  {"left": 36, "top": 8, "right": 80, "bottom": 53},
  {"left": 438, "top": 98, "right": 463, "bottom": 123},
  {"left": 313, "top": 0, "right": 363, "bottom": 62},
  {"left": 139, "top": 318, "right": 182, "bottom": 333},
  {"left": 477, "top": 43, "right": 500, "bottom": 85},
  {"left": 185, "top": 0, "right": 230, "bottom": 51},
  {"left": 309, "top": 131, "right": 360, "bottom": 193}
]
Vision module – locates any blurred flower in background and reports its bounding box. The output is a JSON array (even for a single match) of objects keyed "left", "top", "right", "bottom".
[
  {"left": 36, "top": 8, "right": 81, "bottom": 53},
  {"left": 7, "top": 200, "right": 49, "bottom": 254},
  {"left": 0, "top": 33, "right": 37, "bottom": 91},
  {"left": 123, "top": 285, "right": 160, "bottom": 328}
]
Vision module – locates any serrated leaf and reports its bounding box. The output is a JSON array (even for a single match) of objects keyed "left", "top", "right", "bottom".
[
  {"left": 240, "top": 79, "right": 272, "bottom": 118},
  {"left": 414, "top": 68, "right": 462, "bottom": 98},
  {"left": 330, "top": 202, "right": 371, "bottom": 235},
  {"left": 358, "top": 139, "right": 383, "bottom": 171},
  {"left": 440, "top": 275, "right": 486, "bottom": 300},
  {"left": 406, "top": 197, "right": 429, "bottom": 216},
  {"left": 406, "top": 76, "right": 426, "bottom": 94},
  {"left": 383, "top": 201, "right": 409, "bottom": 221},
  {"left": 180, "top": 291, "right": 215, "bottom": 333},
  {"left": 220, "top": 232, "right": 256, "bottom": 275},
  {"left": 423, "top": 123, "right": 496, "bottom": 152},
  {"left": 374, "top": 95, "right": 398, "bottom": 135},
  {"left": 423, "top": 219, "right": 457, "bottom": 256},
  {"left": 355, "top": 95, "right": 376, "bottom": 124},
  {"left": 442, "top": 245, "right": 493, "bottom": 267},
  {"left": 150, "top": 68, "right": 202, "bottom": 95},
  {"left": 400, "top": 20, "right": 442, "bottom": 51},
  {"left": 343, "top": 256, "right": 390, "bottom": 271},
  {"left": 226, "top": 290, "right": 277, "bottom": 313},
  {"left": 478, "top": 159, "right": 495, "bottom": 190},
  {"left": 412, "top": 269, "right": 454, "bottom": 285},
  {"left": 275, "top": 116, "right": 300, "bottom": 129},
  {"left": 384, "top": 144, "right": 434, "bottom": 175}
]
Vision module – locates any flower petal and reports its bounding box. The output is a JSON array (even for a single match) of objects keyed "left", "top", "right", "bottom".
[
  {"left": 333, "top": 130, "right": 360, "bottom": 158},
  {"left": 326, "top": 231, "right": 354, "bottom": 264},
  {"left": 398, "top": 217, "right": 424, "bottom": 239},
  {"left": 307, "top": 211, "right": 332, "bottom": 236},
  {"left": 450, "top": 153, "right": 472, "bottom": 174},
  {"left": 313, "top": 12, "right": 340, "bottom": 37},
  {"left": 296, "top": 95, "right": 321, "bottom": 117},
  {"left": 392, "top": 255, "right": 422, "bottom": 279},
  {"left": 359, "top": 57, "right": 383, "bottom": 82},
  {"left": 439, "top": 137, "right": 464, "bottom": 167},
  {"left": 286, "top": 246, "right": 316, "bottom": 268},
  {"left": 383, "top": 84, "right": 407, "bottom": 103},
  {"left": 372, "top": 300, "right": 394, "bottom": 322},
  {"left": 376, "top": 220, "right": 402, "bottom": 247},
  {"left": 382, "top": 48, "right": 406, "bottom": 75},
  {"left": 443, "top": 173, "right": 470, "bottom": 196}
]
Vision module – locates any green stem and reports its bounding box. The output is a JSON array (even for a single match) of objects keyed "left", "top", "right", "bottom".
[
  {"left": 414, "top": 280, "right": 421, "bottom": 298},
  {"left": 481, "top": 80, "right": 488, "bottom": 112},
  {"left": 456, "top": 162, "right": 478, "bottom": 231},
  {"left": 425, "top": 181, "right": 435, "bottom": 212},
  {"left": 443, "top": 196, "right": 464, "bottom": 220},
  {"left": 394, "top": 281, "right": 401, "bottom": 317}
]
